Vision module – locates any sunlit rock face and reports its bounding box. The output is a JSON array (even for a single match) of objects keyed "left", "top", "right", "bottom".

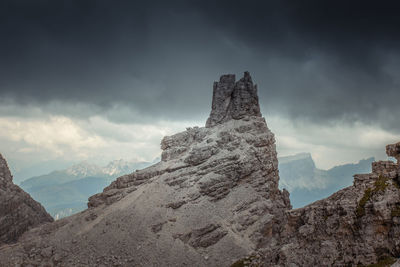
[{"left": 0, "top": 153, "right": 53, "bottom": 246}]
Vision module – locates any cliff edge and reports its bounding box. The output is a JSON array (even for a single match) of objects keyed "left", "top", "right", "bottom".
[{"left": 0, "top": 154, "right": 53, "bottom": 246}]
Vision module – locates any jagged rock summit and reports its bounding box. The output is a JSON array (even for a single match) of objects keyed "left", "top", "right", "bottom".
[
  {"left": 0, "top": 153, "right": 53, "bottom": 246},
  {"left": 206, "top": 71, "right": 262, "bottom": 128},
  {"left": 0, "top": 72, "right": 290, "bottom": 266},
  {"left": 1, "top": 72, "right": 400, "bottom": 267}
]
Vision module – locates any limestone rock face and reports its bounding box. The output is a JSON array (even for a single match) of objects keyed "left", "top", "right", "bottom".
[
  {"left": 1, "top": 73, "right": 399, "bottom": 267},
  {"left": 0, "top": 153, "right": 53, "bottom": 246},
  {"left": 0, "top": 72, "right": 290, "bottom": 266},
  {"left": 206, "top": 71, "right": 262, "bottom": 128},
  {"left": 262, "top": 143, "right": 400, "bottom": 267}
]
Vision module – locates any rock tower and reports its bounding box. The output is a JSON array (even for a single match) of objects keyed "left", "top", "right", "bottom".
[
  {"left": 206, "top": 71, "right": 262, "bottom": 127},
  {"left": 1, "top": 73, "right": 400, "bottom": 267}
]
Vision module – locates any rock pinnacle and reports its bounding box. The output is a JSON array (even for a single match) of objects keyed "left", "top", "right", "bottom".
[{"left": 205, "top": 71, "right": 262, "bottom": 127}]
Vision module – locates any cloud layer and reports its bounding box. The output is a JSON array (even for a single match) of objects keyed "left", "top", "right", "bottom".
[
  {"left": 1, "top": 0, "right": 400, "bottom": 130},
  {"left": 0, "top": 112, "right": 195, "bottom": 171},
  {"left": 1, "top": 1, "right": 400, "bottom": 173}
]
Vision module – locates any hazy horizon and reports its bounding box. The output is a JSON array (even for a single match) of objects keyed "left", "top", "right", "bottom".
[{"left": 1, "top": 1, "right": 400, "bottom": 172}]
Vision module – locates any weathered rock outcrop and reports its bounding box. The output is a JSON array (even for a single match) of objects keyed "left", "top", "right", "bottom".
[
  {"left": 0, "top": 153, "right": 53, "bottom": 246},
  {"left": 258, "top": 144, "right": 400, "bottom": 266},
  {"left": 0, "top": 72, "right": 290, "bottom": 266},
  {"left": 206, "top": 71, "right": 262, "bottom": 128},
  {"left": 0, "top": 72, "right": 399, "bottom": 267},
  {"left": 387, "top": 142, "right": 400, "bottom": 162}
]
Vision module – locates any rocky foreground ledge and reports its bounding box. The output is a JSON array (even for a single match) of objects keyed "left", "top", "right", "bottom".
[
  {"left": 269, "top": 142, "right": 400, "bottom": 266},
  {"left": 0, "top": 73, "right": 399, "bottom": 267}
]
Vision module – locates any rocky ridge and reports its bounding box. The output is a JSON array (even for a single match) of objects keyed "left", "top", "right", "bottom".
[
  {"left": 258, "top": 142, "right": 400, "bottom": 266},
  {"left": 0, "top": 72, "right": 399, "bottom": 267},
  {"left": 0, "top": 72, "right": 290, "bottom": 266},
  {"left": 0, "top": 153, "right": 53, "bottom": 246}
]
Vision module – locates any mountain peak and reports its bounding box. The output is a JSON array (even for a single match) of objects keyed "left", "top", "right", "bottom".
[
  {"left": 3, "top": 73, "right": 400, "bottom": 267},
  {"left": 65, "top": 161, "right": 102, "bottom": 177},
  {"left": 205, "top": 71, "right": 262, "bottom": 127},
  {"left": 0, "top": 153, "right": 13, "bottom": 185}
]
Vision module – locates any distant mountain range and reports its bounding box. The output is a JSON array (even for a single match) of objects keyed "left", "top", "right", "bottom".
[
  {"left": 19, "top": 153, "right": 374, "bottom": 219},
  {"left": 10, "top": 159, "right": 75, "bottom": 185},
  {"left": 278, "top": 153, "right": 374, "bottom": 208},
  {"left": 20, "top": 159, "right": 156, "bottom": 219}
]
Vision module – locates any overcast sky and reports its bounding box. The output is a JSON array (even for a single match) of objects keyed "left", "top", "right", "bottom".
[{"left": 1, "top": 0, "right": 400, "bottom": 175}]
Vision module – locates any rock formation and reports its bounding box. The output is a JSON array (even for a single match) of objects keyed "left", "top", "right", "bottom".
[
  {"left": 0, "top": 153, "right": 53, "bottom": 246},
  {"left": 257, "top": 145, "right": 400, "bottom": 266},
  {"left": 0, "top": 72, "right": 289, "bottom": 266},
  {"left": 0, "top": 72, "right": 399, "bottom": 267},
  {"left": 387, "top": 142, "right": 400, "bottom": 161},
  {"left": 206, "top": 71, "right": 262, "bottom": 127}
]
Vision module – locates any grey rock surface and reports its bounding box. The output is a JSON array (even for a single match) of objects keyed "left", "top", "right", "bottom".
[
  {"left": 0, "top": 72, "right": 289, "bottom": 266},
  {"left": 206, "top": 71, "right": 261, "bottom": 128},
  {"left": 0, "top": 153, "right": 53, "bottom": 246},
  {"left": 0, "top": 73, "right": 399, "bottom": 267},
  {"left": 260, "top": 143, "right": 400, "bottom": 266},
  {"left": 387, "top": 142, "right": 400, "bottom": 159}
]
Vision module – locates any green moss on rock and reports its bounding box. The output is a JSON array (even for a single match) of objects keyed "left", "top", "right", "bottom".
[
  {"left": 230, "top": 254, "right": 262, "bottom": 267},
  {"left": 374, "top": 176, "right": 390, "bottom": 192},
  {"left": 356, "top": 188, "right": 373, "bottom": 217},
  {"left": 391, "top": 205, "right": 400, "bottom": 217},
  {"left": 364, "top": 256, "right": 396, "bottom": 267},
  {"left": 356, "top": 176, "right": 390, "bottom": 218},
  {"left": 231, "top": 259, "right": 246, "bottom": 267}
]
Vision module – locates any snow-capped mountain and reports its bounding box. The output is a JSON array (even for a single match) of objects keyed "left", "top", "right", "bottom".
[
  {"left": 103, "top": 159, "right": 153, "bottom": 176},
  {"left": 64, "top": 161, "right": 105, "bottom": 177}
]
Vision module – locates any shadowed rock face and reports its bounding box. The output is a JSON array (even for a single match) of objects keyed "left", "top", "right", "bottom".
[
  {"left": 0, "top": 154, "right": 12, "bottom": 186},
  {"left": 206, "top": 71, "right": 262, "bottom": 128},
  {"left": 0, "top": 154, "right": 53, "bottom": 245}
]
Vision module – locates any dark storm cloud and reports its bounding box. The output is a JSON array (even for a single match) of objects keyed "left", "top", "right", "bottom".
[{"left": 1, "top": 0, "right": 400, "bottom": 129}]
